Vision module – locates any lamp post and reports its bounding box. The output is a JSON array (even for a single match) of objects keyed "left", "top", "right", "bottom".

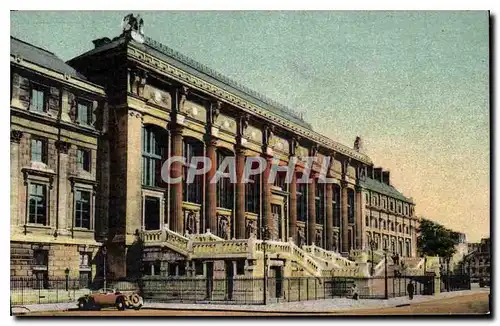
[
  {"left": 65, "top": 268, "right": 70, "bottom": 291},
  {"left": 260, "top": 226, "right": 270, "bottom": 305},
  {"left": 102, "top": 245, "right": 107, "bottom": 290},
  {"left": 383, "top": 245, "right": 388, "bottom": 299},
  {"left": 369, "top": 239, "right": 376, "bottom": 276}
]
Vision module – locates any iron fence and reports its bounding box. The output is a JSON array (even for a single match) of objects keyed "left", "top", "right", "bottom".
[
  {"left": 440, "top": 274, "right": 471, "bottom": 292},
  {"left": 11, "top": 274, "right": 443, "bottom": 306}
]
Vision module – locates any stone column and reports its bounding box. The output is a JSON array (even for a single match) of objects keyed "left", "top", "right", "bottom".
[
  {"left": 11, "top": 130, "right": 22, "bottom": 226},
  {"left": 262, "top": 156, "right": 273, "bottom": 239},
  {"left": 341, "top": 180, "right": 349, "bottom": 254},
  {"left": 55, "top": 140, "right": 70, "bottom": 232},
  {"left": 235, "top": 146, "right": 246, "bottom": 239},
  {"left": 289, "top": 164, "right": 297, "bottom": 244},
  {"left": 355, "top": 185, "right": 363, "bottom": 250},
  {"left": 206, "top": 137, "right": 217, "bottom": 234},
  {"left": 307, "top": 177, "right": 316, "bottom": 245},
  {"left": 325, "top": 182, "right": 333, "bottom": 251},
  {"left": 170, "top": 126, "right": 184, "bottom": 234}
]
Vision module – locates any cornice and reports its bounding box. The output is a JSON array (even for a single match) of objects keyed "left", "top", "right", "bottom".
[{"left": 125, "top": 44, "right": 373, "bottom": 165}]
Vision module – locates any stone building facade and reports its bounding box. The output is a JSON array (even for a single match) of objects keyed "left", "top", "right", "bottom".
[
  {"left": 10, "top": 37, "right": 107, "bottom": 284},
  {"left": 11, "top": 16, "right": 419, "bottom": 285}
]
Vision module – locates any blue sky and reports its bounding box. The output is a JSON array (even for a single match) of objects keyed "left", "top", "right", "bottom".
[{"left": 10, "top": 11, "right": 490, "bottom": 241}]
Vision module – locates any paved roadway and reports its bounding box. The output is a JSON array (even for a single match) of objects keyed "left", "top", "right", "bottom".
[{"left": 17, "top": 291, "right": 490, "bottom": 316}]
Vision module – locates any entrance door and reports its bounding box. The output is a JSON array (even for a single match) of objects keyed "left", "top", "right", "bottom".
[
  {"left": 271, "top": 204, "right": 283, "bottom": 241},
  {"left": 225, "top": 261, "right": 234, "bottom": 300},
  {"left": 274, "top": 266, "right": 283, "bottom": 298},
  {"left": 206, "top": 262, "right": 214, "bottom": 300}
]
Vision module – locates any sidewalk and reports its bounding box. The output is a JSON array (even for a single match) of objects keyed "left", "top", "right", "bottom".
[{"left": 12, "top": 288, "right": 489, "bottom": 315}]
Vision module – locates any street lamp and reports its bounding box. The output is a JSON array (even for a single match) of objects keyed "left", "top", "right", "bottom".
[
  {"left": 64, "top": 268, "right": 70, "bottom": 291},
  {"left": 383, "top": 245, "right": 388, "bottom": 299},
  {"left": 260, "top": 225, "right": 270, "bottom": 305},
  {"left": 102, "top": 245, "right": 108, "bottom": 290},
  {"left": 369, "top": 239, "right": 377, "bottom": 276}
]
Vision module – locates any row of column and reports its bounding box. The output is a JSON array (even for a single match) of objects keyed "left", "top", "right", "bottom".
[{"left": 168, "top": 125, "right": 363, "bottom": 253}]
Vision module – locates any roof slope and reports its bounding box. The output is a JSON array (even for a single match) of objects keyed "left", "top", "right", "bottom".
[
  {"left": 11, "top": 37, "right": 87, "bottom": 80},
  {"left": 361, "top": 177, "right": 413, "bottom": 203}
]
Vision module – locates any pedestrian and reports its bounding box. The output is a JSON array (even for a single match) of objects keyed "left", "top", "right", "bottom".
[
  {"left": 407, "top": 281, "right": 415, "bottom": 300},
  {"left": 351, "top": 283, "right": 359, "bottom": 300}
]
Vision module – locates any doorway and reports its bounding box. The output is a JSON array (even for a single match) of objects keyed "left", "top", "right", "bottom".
[{"left": 225, "top": 261, "right": 234, "bottom": 300}]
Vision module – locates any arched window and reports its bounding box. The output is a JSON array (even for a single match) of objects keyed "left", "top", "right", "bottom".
[
  {"left": 142, "top": 126, "right": 167, "bottom": 187},
  {"left": 245, "top": 161, "right": 260, "bottom": 213},
  {"left": 297, "top": 179, "right": 307, "bottom": 222},
  {"left": 315, "top": 180, "right": 324, "bottom": 224},
  {"left": 333, "top": 184, "right": 341, "bottom": 226},
  {"left": 216, "top": 150, "right": 234, "bottom": 209},
  {"left": 183, "top": 139, "right": 203, "bottom": 204}
]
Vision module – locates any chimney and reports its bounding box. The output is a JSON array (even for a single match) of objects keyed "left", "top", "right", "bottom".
[
  {"left": 374, "top": 168, "right": 383, "bottom": 182},
  {"left": 382, "top": 171, "right": 390, "bottom": 185},
  {"left": 92, "top": 37, "right": 111, "bottom": 49}
]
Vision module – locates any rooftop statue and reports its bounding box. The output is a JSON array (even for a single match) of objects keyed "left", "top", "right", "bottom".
[{"left": 122, "top": 14, "right": 144, "bottom": 43}]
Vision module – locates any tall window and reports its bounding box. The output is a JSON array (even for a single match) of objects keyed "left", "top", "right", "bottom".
[
  {"left": 315, "top": 181, "right": 324, "bottom": 224},
  {"left": 273, "top": 171, "right": 286, "bottom": 190},
  {"left": 347, "top": 189, "right": 355, "bottom": 223},
  {"left": 245, "top": 173, "right": 260, "bottom": 213},
  {"left": 29, "top": 183, "right": 47, "bottom": 225},
  {"left": 33, "top": 250, "right": 48, "bottom": 289},
  {"left": 31, "top": 138, "right": 47, "bottom": 163},
  {"left": 216, "top": 151, "right": 233, "bottom": 209},
  {"left": 142, "top": 126, "right": 165, "bottom": 187},
  {"left": 144, "top": 196, "right": 160, "bottom": 230},
  {"left": 183, "top": 140, "right": 203, "bottom": 204},
  {"left": 77, "top": 148, "right": 91, "bottom": 172},
  {"left": 297, "top": 182, "right": 307, "bottom": 222},
  {"left": 30, "top": 84, "right": 47, "bottom": 113},
  {"left": 333, "top": 184, "right": 341, "bottom": 227},
  {"left": 77, "top": 100, "right": 92, "bottom": 125},
  {"left": 75, "top": 189, "right": 91, "bottom": 229}
]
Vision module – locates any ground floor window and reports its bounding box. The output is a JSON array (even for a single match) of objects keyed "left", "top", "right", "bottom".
[
  {"left": 144, "top": 196, "right": 160, "bottom": 230},
  {"left": 33, "top": 270, "right": 48, "bottom": 289},
  {"left": 79, "top": 271, "right": 92, "bottom": 288}
]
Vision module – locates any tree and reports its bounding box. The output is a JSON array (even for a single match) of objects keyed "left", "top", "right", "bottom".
[{"left": 417, "top": 218, "right": 460, "bottom": 259}]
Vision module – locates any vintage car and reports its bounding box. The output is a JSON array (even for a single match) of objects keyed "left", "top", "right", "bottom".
[{"left": 77, "top": 288, "right": 143, "bottom": 310}]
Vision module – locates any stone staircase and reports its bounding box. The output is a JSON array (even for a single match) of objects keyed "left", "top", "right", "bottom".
[{"left": 141, "top": 227, "right": 364, "bottom": 278}]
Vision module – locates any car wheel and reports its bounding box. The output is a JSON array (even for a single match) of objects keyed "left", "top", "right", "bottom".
[
  {"left": 116, "top": 297, "right": 126, "bottom": 311},
  {"left": 77, "top": 299, "right": 87, "bottom": 310},
  {"left": 87, "top": 298, "right": 97, "bottom": 310}
]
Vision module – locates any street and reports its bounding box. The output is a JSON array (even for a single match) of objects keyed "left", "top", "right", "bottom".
[{"left": 18, "top": 291, "right": 490, "bottom": 316}]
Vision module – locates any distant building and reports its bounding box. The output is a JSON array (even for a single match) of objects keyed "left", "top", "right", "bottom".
[{"left": 462, "top": 238, "right": 490, "bottom": 281}]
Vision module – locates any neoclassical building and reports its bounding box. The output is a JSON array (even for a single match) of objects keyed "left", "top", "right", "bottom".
[{"left": 11, "top": 16, "right": 419, "bottom": 285}]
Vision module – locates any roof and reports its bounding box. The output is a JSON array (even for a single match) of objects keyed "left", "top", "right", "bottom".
[
  {"left": 140, "top": 37, "right": 312, "bottom": 130},
  {"left": 361, "top": 177, "right": 413, "bottom": 203},
  {"left": 11, "top": 37, "right": 87, "bottom": 80}
]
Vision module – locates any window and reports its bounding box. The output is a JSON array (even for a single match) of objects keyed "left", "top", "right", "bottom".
[
  {"left": 236, "top": 260, "right": 245, "bottom": 275},
  {"left": 183, "top": 140, "right": 203, "bottom": 204},
  {"left": 216, "top": 151, "right": 233, "bottom": 209},
  {"left": 76, "top": 100, "right": 92, "bottom": 125},
  {"left": 315, "top": 181, "right": 324, "bottom": 224},
  {"left": 390, "top": 201, "right": 394, "bottom": 211},
  {"left": 30, "top": 84, "right": 47, "bottom": 113},
  {"left": 79, "top": 271, "right": 91, "bottom": 288},
  {"left": 365, "top": 193, "right": 369, "bottom": 203},
  {"left": 31, "top": 138, "right": 47, "bottom": 163},
  {"left": 142, "top": 126, "right": 165, "bottom": 187},
  {"left": 77, "top": 148, "right": 91, "bottom": 172},
  {"left": 33, "top": 249, "right": 49, "bottom": 289},
  {"left": 33, "top": 249, "right": 48, "bottom": 266},
  {"left": 80, "top": 252, "right": 91, "bottom": 267},
  {"left": 245, "top": 174, "right": 260, "bottom": 213},
  {"left": 144, "top": 196, "right": 160, "bottom": 230},
  {"left": 333, "top": 185, "right": 341, "bottom": 227},
  {"left": 29, "top": 183, "right": 47, "bottom": 225},
  {"left": 365, "top": 216, "right": 369, "bottom": 227},
  {"left": 195, "top": 261, "right": 204, "bottom": 276},
  {"left": 297, "top": 182, "right": 307, "bottom": 222},
  {"left": 347, "top": 189, "right": 355, "bottom": 223},
  {"left": 274, "top": 171, "right": 286, "bottom": 190},
  {"left": 75, "top": 189, "right": 91, "bottom": 229}
]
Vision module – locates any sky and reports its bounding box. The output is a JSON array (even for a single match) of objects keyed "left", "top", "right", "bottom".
[{"left": 10, "top": 11, "right": 490, "bottom": 242}]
